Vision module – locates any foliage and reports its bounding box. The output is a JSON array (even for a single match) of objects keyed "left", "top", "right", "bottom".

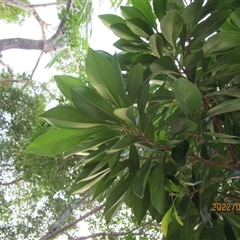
[
  {"left": 26, "top": 0, "right": 240, "bottom": 239},
  {"left": 0, "top": 0, "right": 30, "bottom": 24}
]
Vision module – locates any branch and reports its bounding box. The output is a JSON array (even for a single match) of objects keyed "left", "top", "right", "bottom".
[
  {"left": 1, "top": 0, "right": 49, "bottom": 39},
  {"left": 30, "top": 51, "right": 44, "bottom": 79},
  {"left": 48, "top": 194, "right": 90, "bottom": 234},
  {"left": 202, "top": 97, "right": 239, "bottom": 166},
  {"left": 74, "top": 220, "right": 154, "bottom": 240},
  {"left": 0, "top": 78, "right": 25, "bottom": 83},
  {"left": 0, "top": 60, "right": 14, "bottom": 78},
  {"left": 40, "top": 203, "right": 105, "bottom": 240},
  {"left": 29, "top": 2, "right": 67, "bottom": 8},
  {"left": 46, "top": 0, "right": 73, "bottom": 44}
]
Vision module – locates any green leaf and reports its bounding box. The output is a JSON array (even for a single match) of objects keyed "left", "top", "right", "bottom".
[
  {"left": 178, "top": 195, "right": 190, "bottom": 220},
  {"left": 192, "top": 10, "right": 230, "bottom": 43},
  {"left": 206, "top": 89, "right": 240, "bottom": 98},
  {"left": 184, "top": 50, "right": 203, "bottom": 71},
  {"left": 132, "top": 192, "right": 149, "bottom": 224},
  {"left": 203, "top": 32, "right": 240, "bottom": 55},
  {"left": 202, "top": 132, "right": 240, "bottom": 139},
  {"left": 225, "top": 170, "right": 240, "bottom": 179},
  {"left": 40, "top": 106, "right": 107, "bottom": 128},
  {"left": 126, "top": 18, "right": 154, "bottom": 39},
  {"left": 162, "top": 206, "right": 173, "bottom": 237},
  {"left": 111, "top": 54, "right": 127, "bottom": 106},
  {"left": 182, "top": 1, "right": 203, "bottom": 29},
  {"left": 131, "top": 0, "right": 157, "bottom": 30},
  {"left": 223, "top": 215, "right": 237, "bottom": 240},
  {"left": 200, "top": 199, "right": 213, "bottom": 228},
  {"left": 230, "top": 8, "right": 240, "bottom": 29},
  {"left": 109, "top": 135, "right": 140, "bottom": 153},
  {"left": 126, "top": 63, "right": 143, "bottom": 105},
  {"left": 171, "top": 118, "right": 197, "bottom": 135},
  {"left": 98, "top": 14, "right": 125, "bottom": 29},
  {"left": 86, "top": 48, "right": 120, "bottom": 107},
  {"left": 54, "top": 75, "right": 85, "bottom": 101},
  {"left": 71, "top": 86, "right": 118, "bottom": 121},
  {"left": 106, "top": 161, "right": 129, "bottom": 181},
  {"left": 104, "top": 178, "right": 131, "bottom": 223},
  {"left": 206, "top": 99, "right": 240, "bottom": 117},
  {"left": 201, "top": 141, "right": 211, "bottom": 160},
  {"left": 121, "top": 6, "right": 148, "bottom": 23},
  {"left": 114, "top": 39, "right": 149, "bottom": 52},
  {"left": 25, "top": 128, "right": 98, "bottom": 156},
  {"left": 171, "top": 139, "right": 189, "bottom": 166},
  {"left": 72, "top": 169, "right": 110, "bottom": 194},
  {"left": 149, "top": 34, "right": 163, "bottom": 58},
  {"left": 149, "top": 159, "right": 166, "bottom": 214},
  {"left": 113, "top": 107, "right": 135, "bottom": 128},
  {"left": 150, "top": 56, "right": 180, "bottom": 77},
  {"left": 181, "top": 207, "right": 195, "bottom": 240},
  {"left": 128, "top": 145, "right": 140, "bottom": 176},
  {"left": 153, "top": 0, "right": 167, "bottom": 21},
  {"left": 174, "top": 78, "right": 202, "bottom": 118},
  {"left": 161, "top": 10, "right": 183, "bottom": 47},
  {"left": 110, "top": 23, "right": 140, "bottom": 41},
  {"left": 132, "top": 156, "right": 152, "bottom": 198}
]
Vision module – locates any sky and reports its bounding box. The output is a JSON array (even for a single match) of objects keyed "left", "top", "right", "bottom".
[{"left": 0, "top": 0, "right": 120, "bottom": 83}]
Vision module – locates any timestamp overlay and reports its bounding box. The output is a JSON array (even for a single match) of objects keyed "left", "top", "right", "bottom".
[{"left": 212, "top": 202, "right": 240, "bottom": 212}]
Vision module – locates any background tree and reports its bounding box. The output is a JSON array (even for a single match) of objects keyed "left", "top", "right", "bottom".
[{"left": 27, "top": 0, "right": 240, "bottom": 239}]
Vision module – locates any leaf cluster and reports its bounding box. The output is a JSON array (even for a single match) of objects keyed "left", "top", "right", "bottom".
[{"left": 27, "top": 0, "right": 240, "bottom": 239}]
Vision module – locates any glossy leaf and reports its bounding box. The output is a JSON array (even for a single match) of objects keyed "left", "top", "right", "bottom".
[
  {"left": 72, "top": 169, "right": 110, "bottom": 194},
  {"left": 149, "top": 34, "right": 163, "bottom": 58},
  {"left": 132, "top": 192, "right": 149, "bottom": 224},
  {"left": 109, "top": 135, "right": 140, "bottom": 153},
  {"left": 110, "top": 23, "right": 140, "bottom": 41},
  {"left": 126, "top": 18, "right": 154, "bottom": 39},
  {"left": 150, "top": 56, "right": 180, "bottom": 76},
  {"left": 54, "top": 75, "right": 85, "bottom": 101},
  {"left": 192, "top": 10, "right": 230, "bottom": 43},
  {"left": 98, "top": 14, "right": 125, "bottom": 29},
  {"left": 171, "top": 118, "right": 197, "bottom": 135},
  {"left": 162, "top": 206, "right": 173, "bottom": 237},
  {"left": 200, "top": 199, "right": 213, "bottom": 228},
  {"left": 132, "top": 157, "right": 152, "bottom": 198},
  {"left": 121, "top": 6, "right": 148, "bottom": 23},
  {"left": 174, "top": 78, "right": 202, "bottom": 118},
  {"left": 111, "top": 54, "right": 127, "bottom": 105},
  {"left": 40, "top": 106, "right": 107, "bottom": 128},
  {"left": 113, "top": 107, "right": 135, "bottom": 128},
  {"left": 131, "top": 0, "right": 157, "bottom": 30},
  {"left": 171, "top": 140, "right": 189, "bottom": 166},
  {"left": 206, "top": 99, "right": 240, "bottom": 117},
  {"left": 149, "top": 159, "right": 165, "bottom": 214},
  {"left": 153, "top": 0, "right": 167, "bottom": 21},
  {"left": 161, "top": 10, "right": 183, "bottom": 47},
  {"left": 126, "top": 63, "right": 143, "bottom": 105},
  {"left": 86, "top": 48, "right": 120, "bottom": 106},
  {"left": 182, "top": 1, "right": 202, "bottom": 29},
  {"left": 178, "top": 195, "right": 190, "bottom": 220},
  {"left": 223, "top": 215, "right": 237, "bottom": 240},
  {"left": 104, "top": 178, "right": 131, "bottom": 222},
  {"left": 203, "top": 32, "right": 240, "bottom": 55},
  {"left": 128, "top": 145, "right": 140, "bottom": 176},
  {"left": 181, "top": 208, "right": 195, "bottom": 240},
  {"left": 25, "top": 128, "right": 98, "bottom": 156},
  {"left": 71, "top": 86, "right": 118, "bottom": 121},
  {"left": 230, "top": 8, "right": 240, "bottom": 29},
  {"left": 201, "top": 141, "right": 211, "bottom": 160}
]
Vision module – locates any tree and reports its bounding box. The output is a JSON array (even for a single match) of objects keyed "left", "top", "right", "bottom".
[{"left": 27, "top": 0, "right": 240, "bottom": 239}]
